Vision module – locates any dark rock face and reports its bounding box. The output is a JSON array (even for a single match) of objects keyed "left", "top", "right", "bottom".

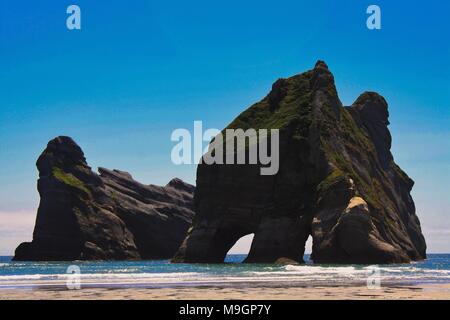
[
  {"left": 14, "top": 137, "right": 194, "bottom": 261},
  {"left": 173, "top": 61, "right": 426, "bottom": 264}
]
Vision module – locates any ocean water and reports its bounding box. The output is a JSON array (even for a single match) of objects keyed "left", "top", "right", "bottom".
[{"left": 1, "top": 254, "right": 450, "bottom": 289}]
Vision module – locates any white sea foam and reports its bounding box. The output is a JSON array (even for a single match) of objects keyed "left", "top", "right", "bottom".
[
  {"left": 284, "top": 265, "right": 360, "bottom": 274},
  {"left": 1, "top": 266, "right": 449, "bottom": 287},
  {"left": 1, "top": 255, "right": 450, "bottom": 289},
  {"left": 0, "top": 272, "right": 200, "bottom": 282}
]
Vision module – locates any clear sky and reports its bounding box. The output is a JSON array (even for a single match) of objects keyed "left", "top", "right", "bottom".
[{"left": 0, "top": 0, "right": 449, "bottom": 255}]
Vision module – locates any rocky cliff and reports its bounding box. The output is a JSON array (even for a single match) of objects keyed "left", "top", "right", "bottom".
[
  {"left": 14, "top": 136, "right": 194, "bottom": 261},
  {"left": 173, "top": 61, "right": 426, "bottom": 264}
]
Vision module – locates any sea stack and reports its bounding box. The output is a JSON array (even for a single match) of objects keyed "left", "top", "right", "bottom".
[
  {"left": 14, "top": 136, "right": 195, "bottom": 261},
  {"left": 173, "top": 61, "right": 426, "bottom": 264}
]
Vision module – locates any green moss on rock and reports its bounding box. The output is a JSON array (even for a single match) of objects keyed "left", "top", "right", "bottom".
[
  {"left": 227, "top": 74, "right": 313, "bottom": 133},
  {"left": 52, "top": 167, "right": 91, "bottom": 196},
  {"left": 317, "top": 168, "right": 345, "bottom": 194}
]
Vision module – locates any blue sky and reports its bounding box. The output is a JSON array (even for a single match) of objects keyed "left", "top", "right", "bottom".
[{"left": 0, "top": 0, "right": 449, "bottom": 254}]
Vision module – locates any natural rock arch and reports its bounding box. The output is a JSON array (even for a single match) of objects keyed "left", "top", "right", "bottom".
[{"left": 172, "top": 61, "right": 426, "bottom": 264}]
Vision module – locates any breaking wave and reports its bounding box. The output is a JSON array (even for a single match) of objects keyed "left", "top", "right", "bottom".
[{"left": 0, "top": 254, "right": 449, "bottom": 289}]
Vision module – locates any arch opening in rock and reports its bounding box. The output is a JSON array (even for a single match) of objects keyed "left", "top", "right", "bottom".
[
  {"left": 226, "top": 233, "right": 255, "bottom": 263},
  {"left": 303, "top": 235, "right": 313, "bottom": 262}
]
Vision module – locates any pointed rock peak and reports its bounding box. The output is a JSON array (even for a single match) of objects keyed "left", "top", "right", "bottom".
[
  {"left": 310, "top": 60, "right": 341, "bottom": 118},
  {"left": 46, "top": 136, "right": 85, "bottom": 161},
  {"left": 354, "top": 91, "right": 387, "bottom": 107},
  {"left": 314, "top": 60, "right": 329, "bottom": 70},
  {"left": 351, "top": 91, "right": 389, "bottom": 124},
  {"left": 350, "top": 92, "right": 392, "bottom": 167},
  {"left": 311, "top": 60, "right": 335, "bottom": 90},
  {"left": 37, "top": 136, "right": 87, "bottom": 174}
]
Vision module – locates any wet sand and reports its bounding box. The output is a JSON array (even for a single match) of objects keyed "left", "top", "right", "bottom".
[{"left": 0, "top": 284, "right": 449, "bottom": 300}]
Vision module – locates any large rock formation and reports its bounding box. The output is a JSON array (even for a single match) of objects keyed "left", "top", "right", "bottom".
[
  {"left": 14, "top": 137, "right": 194, "bottom": 261},
  {"left": 173, "top": 61, "right": 426, "bottom": 264}
]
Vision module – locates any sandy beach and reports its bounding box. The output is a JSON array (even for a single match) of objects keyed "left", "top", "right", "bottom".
[{"left": 1, "top": 284, "right": 449, "bottom": 300}]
